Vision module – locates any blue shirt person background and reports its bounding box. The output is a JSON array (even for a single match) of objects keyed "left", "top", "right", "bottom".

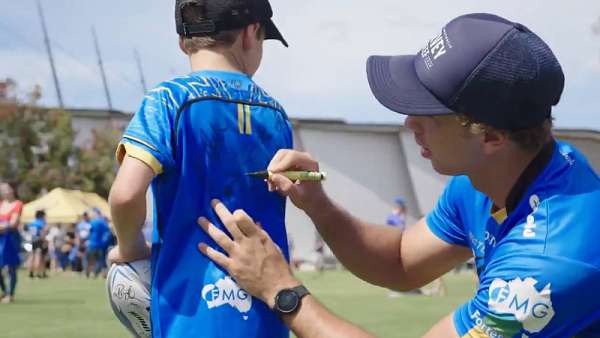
[
  {"left": 27, "top": 210, "right": 48, "bottom": 279},
  {"left": 386, "top": 197, "right": 407, "bottom": 231},
  {"left": 86, "top": 209, "right": 111, "bottom": 278}
]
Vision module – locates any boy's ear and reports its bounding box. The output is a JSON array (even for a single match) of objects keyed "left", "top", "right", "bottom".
[
  {"left": 241, "top": 23, "right": 261, "bottom": 50},
  {"left": 179, "top": 36, "right": 189, "bottom": 55}
]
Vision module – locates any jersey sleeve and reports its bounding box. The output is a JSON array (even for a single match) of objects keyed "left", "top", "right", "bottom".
[
  {"left": 116, "top": 87, "right": 178, "bottom": 175},
  {"left": 453, "top": 253, "right": 600, "bottom": 338},
  {"left": 426, "top": 177, "right": 469, "bottom": 247}
]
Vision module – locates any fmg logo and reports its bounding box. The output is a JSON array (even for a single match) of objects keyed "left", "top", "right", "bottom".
[{"left": 488, "top": 277, "right": 555, "bottom": 333}]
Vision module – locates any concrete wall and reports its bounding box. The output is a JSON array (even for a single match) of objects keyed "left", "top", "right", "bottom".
[
  {"left": 286, "top": 123, "right": 421, "bottom": 260},
  {"left": 71, "top": 115, "right": 129, "bottom": 148}
]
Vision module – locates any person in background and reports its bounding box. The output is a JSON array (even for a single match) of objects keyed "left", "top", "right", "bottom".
[
  {"left": 74, "top": 212, "right": 91, "bottom": 274},
  {"left": 385, "top": 197, "right": 420, "bottom": 297},
  {"left": 0, "top": 182, "right": 24, "bottom": 304},
  {"left": 314, "top": 234, "right": 325, "bottom": 275},
  {"left": 86, "top": 209, "right": 110, "bottom": 278},
  {"left": 46, "top": 223, "right": 66, "bottom": 273},
  {"left": 27, "top": 210, "right": 48, "bottom": 279},
  {"left": 386, "top": 197, "right": 407, "bottom": 231},
  {"left": 58, "top": 229, "right": 74, "bottom": 272}
]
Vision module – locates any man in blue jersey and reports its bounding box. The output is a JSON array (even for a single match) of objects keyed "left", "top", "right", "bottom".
[
  {"left": 197, "top": 13, "right": 600, "bottom": 337},
  {"left": 108, "top": 0, "right": 291, "bottom": 337}
]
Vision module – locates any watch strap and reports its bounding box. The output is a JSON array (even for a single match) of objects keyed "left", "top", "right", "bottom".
[{"left": 290, "top": 285, "right": 310, "bottom": 299}]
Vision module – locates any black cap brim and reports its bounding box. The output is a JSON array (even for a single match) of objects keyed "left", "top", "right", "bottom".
[
  {"left": 264, "top": 19, "right": 288, "bottom": 47},
  {"left": 366, "top": 55, "right": 453, "bottom": 115}
]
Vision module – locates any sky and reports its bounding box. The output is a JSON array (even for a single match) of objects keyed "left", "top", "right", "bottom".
[{"left": 1, "top": 0, "right": 600, "bottom": 129}]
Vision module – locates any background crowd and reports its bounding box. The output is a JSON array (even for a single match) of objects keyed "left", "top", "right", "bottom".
[{"left": 0, "top": 181, "right": 114, "bottom": 304}]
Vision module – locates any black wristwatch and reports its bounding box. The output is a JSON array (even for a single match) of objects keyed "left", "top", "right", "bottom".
[{"left": 273, "top": 285, "right": 310, "bottom": 317}]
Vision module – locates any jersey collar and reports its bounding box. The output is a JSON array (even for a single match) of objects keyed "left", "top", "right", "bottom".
[{"left": 492, "top": 139, "right": 556, "bottom": 223}]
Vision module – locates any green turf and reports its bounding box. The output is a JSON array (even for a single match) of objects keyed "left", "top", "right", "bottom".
[
  {"left": 295, "top": 270, "right": 477, "bottom": 337},
  {"left": 0, "top": 269, "right": 476, "bottom": 338}
]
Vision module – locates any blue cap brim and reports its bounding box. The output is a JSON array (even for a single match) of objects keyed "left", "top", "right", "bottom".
[{"left": 366, "top": 55, "right": 454, "bottom": 116}]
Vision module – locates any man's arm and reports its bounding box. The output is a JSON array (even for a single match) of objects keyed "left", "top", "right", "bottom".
[
  {"left": 267, "top": 150, "right": 471, "bottom": 290},
  {"left": 108, "top": 155, "right": 154, "bottom": 262}
]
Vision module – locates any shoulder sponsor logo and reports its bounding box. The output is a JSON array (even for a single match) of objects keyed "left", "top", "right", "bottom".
[
  {"left": 559, "top": 150, "right": 575, "bottom": 166},
  {"left": 529, "top": 195, "right": 540, "bottom": 211},
  {"left": 201, "top": 276, "right": 252, "bottom": 320},
  {"left": 488, "top": 277, "right": 554, "bottom": 334},
  {"left": 523, "top": 195, "right": 540, "bottom": 238}
]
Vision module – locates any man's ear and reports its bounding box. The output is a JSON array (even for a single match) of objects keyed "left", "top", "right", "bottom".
[
  {"left": 481, "top": 128, "right": 508, "bottom": 155},
  {"left": 241, "top": 23, "right": 261, "bottom": 50},
  {"left": 179, "top": 36, "right": 189, "bottom": 55}
]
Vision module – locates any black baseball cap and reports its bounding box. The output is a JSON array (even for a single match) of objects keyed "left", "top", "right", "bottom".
[
  {"left": 367, "top": 13, "right": 564, "bottom": 130},
  {"left": 175, "top": 0, "right": 288, "bottom": 47}
]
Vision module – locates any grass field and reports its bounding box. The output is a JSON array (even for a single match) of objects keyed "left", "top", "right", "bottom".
[{"left": 0, "top": 269, "right": 476, "bottom": 338}]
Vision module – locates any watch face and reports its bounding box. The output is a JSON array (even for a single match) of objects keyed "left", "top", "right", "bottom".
[{"left": 276, "top": 289, "right": 299, "bottom": 313}]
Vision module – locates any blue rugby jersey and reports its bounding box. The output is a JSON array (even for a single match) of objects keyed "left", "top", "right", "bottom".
[
  {"left": 116, "top": 70, "right": 293, "bottom": 338},
  {"left": 427, "top": 141, "right": 600, "bottom": 337}
]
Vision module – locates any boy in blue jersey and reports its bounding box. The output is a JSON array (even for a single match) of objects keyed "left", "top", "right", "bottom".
[
  {"left": 108, "top": 0, "right": 291, "bottom": 337},
  {"left": 27, "top": 210, "right": 48, "bottom": 279},
  {"left": 197, "top": 13, "right": 600, "bottom": 338}
]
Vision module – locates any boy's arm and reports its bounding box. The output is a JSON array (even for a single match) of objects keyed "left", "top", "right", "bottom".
[{"left": 108, "top": 155, "right": 154, "bottom": 262}]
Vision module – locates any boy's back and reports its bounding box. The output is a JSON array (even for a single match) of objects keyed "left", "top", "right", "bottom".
[{"left": 118, "top": 71, "right": 291, "bottom": 337}]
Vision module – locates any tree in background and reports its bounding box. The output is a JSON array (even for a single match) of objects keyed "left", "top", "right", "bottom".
[
  {"left": 76, "top": 128, "right": 120, "bottom": 198},
  {"left": 0, "top": 80, "right": 119, "bottom": 200},
  {"left": 0, "top": 80, "right": 45, "bottom": 200}
]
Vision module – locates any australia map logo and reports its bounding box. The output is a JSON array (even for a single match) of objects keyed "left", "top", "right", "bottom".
[
  {"left": 488, "top": 277, "right": 555, "bottom": 334},
  {"left": 201, "top": 276, "right": 252, "bottom": 320}
]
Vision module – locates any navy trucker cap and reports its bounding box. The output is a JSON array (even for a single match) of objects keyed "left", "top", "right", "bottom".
[
  {"left": 367, "top": 13, "right": 564, "bottom": 130},
  {"left": 176, "top": 0, "right": 288, "bottom": 47}
]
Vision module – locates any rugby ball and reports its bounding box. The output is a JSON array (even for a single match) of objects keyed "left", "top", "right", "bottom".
[{"left": 107, "top": 259, "right": 152, "bottom": 338}]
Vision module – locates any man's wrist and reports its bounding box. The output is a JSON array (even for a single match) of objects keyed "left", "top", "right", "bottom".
[
  {"left": 304, "top": 191, "right": 334, "bottom": 218},
  {"left": 263, "top": 278, "right": 302, "bottom": 309}
]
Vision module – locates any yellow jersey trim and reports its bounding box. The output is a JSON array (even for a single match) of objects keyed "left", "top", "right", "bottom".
[
  {"left": 491, "top": 207, "right": 508, "bottom": 224},
  {"left": 245, "top": 105, "right": 252, "bottom": 135},
  {"left": 462, "top": 327, "right": 491, "bottom": 338},
  {"left": 115, "top": 142, "right": 163, "bottom": 175},
  {"left": 237, "top": 104, "right": 244, "bottom": 134},
  {"left": 122, "top": 135, "right": 158, "bottom": 152}
]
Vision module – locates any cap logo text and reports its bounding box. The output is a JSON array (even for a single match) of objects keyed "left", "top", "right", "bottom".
[{"left": 421, "top": 28, "right": 451, "bottom": 70}]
